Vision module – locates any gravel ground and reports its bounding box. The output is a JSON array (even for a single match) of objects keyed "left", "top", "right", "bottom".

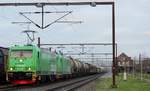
[
  {"left": 74, "top": 80, "right": 97, "bottom": 91},
  {"left": 101, "top": 71, "right": 112, "bottom": 78}
]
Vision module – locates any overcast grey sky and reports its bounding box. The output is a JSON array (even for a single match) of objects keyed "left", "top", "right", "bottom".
[{"left": 0, "top": 0, "right": 150, "bottom": 57}]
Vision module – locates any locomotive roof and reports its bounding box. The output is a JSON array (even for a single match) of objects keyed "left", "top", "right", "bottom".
[{"left": 10, "top": 45, "right": 37, "bottom": 49}]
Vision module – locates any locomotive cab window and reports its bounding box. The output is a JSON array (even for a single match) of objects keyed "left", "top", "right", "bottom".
[{"left": 10, "top": 50, "right": 32, "bottom": 58}]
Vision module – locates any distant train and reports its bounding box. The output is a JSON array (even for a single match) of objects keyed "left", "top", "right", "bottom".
[
  {"left": 6, "top": 45, "right": 102, "bottom": 85},
  {"left": 0, "top": 47, "right": 8, "bottom": 82}
]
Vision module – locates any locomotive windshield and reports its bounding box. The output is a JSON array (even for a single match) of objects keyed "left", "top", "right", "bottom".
[{"left": 10, "top": 50, "right": 32, "bottom": 58}]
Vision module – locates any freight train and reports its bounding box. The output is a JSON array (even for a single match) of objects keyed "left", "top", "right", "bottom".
[{"left": 6, "top": 45, "right": 102, "bottom": 85}]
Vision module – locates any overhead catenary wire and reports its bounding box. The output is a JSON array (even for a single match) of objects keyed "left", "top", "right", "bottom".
[{"left": 20, "top": 8, "right": 73, "bottom": 29}]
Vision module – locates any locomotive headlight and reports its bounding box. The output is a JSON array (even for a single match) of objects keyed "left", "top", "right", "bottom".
[
  {"left": 28, "top": 67, "right": 31, "bottom": 71},
  {"left": 19, "top": 59, "right": 23, "bottom": 62},
  {"left": 10, "top": 68, "right": 13, "bottom": 71}
]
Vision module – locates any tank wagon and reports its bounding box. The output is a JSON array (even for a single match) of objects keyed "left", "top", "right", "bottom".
[
  {"left": 0, "top": 47, "right": 8, "bottom": 82},
  {"left": 6, "top": 45, "right": 99, "bottom": 85}
]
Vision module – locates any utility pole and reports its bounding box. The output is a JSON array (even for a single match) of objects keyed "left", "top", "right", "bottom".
[
  {"left": 112, "top": 2, "right": 117, "bottom": 87},
  {"left": 132, "top": 57, "right": 135, "bottom": 78},
  {"left": 139, "top": 54, "right": 143, "bottom": 80},
  {"left": 123, "top": 58, "right": 127, "bottom": 81}
]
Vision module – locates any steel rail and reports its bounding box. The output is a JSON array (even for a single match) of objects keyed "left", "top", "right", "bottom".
[{"left": 46, "top": 74, "right": 102, "bottom": 91}]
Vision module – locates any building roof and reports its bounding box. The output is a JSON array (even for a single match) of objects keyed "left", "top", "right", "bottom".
[{"left": 118, "top": 53, "right": 129, "bottom": 59}]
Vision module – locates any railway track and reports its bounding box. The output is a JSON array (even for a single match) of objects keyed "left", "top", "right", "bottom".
[
  {"left": 0, "top": 73, "right": 104, "bottom": 91},
  {"left": 46, "top": 74, "right": 101, "bottom": 91},
  {"left": 0, "top": 84, "right": 16, "bottom": 91}
]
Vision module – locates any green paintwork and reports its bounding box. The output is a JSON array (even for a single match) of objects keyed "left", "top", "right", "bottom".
[
  {"left": 7, "top": 45, "right": 71, "bottom": 76},
  {"left": 7, "top": 45, "right": 38, "bottom": 73},
  {"left": 55, "top": 54, "right": 71, "bottom": 75}
]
